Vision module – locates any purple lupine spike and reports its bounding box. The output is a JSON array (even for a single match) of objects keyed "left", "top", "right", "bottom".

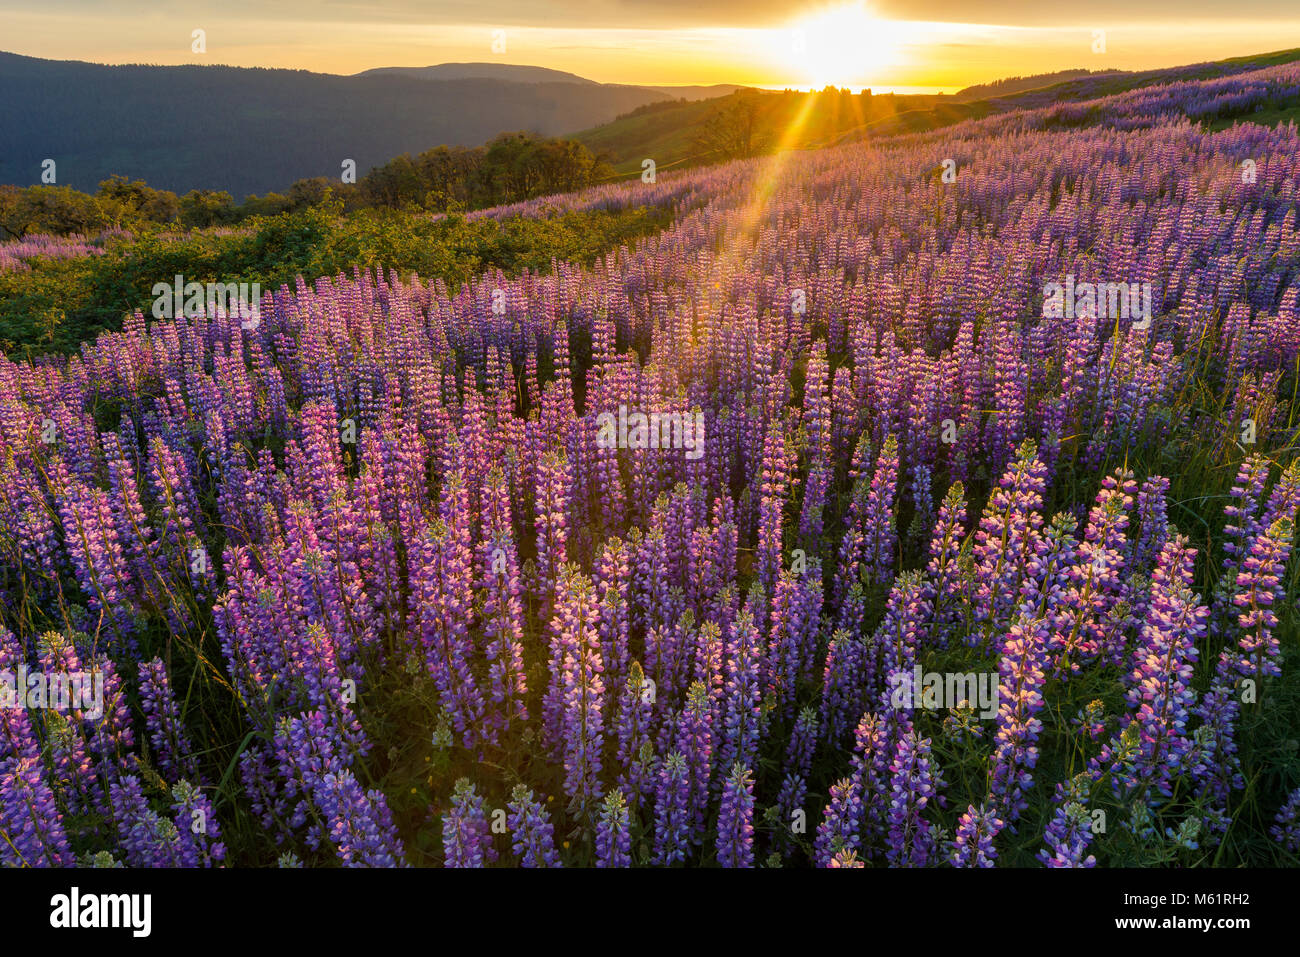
[
  {"left": 1228, "top": 517, "right": 1294, "bottom": 683},
  {"left": 970, "top": 439, "right": 1049, "bottom": 638},
  {"left": 0, "top": 756, "right": 75, "bottom": 867},
  {"left": 1190, "top": 677, "right": 1244, "bottom": 838},
  {"left": 595, "top": 788, "right": 632, "bottom": 868},
  {"left": 273, "top": 710, "right": 405, "bottom": 865},
  {"left": 1272, "top": 787, "right": 1300, "bottom": 854},
  {"left": 862, "top": 433, "right": 900, "bottom": 587},
  {"left": 693, "top": 620, "right": 725, "bottom": 740},
  {"left": 314, "top": 770, "right": 407, "bottom": 867},
  {"left": 1023, "top": 511, "right": 1079, "bottom": 645},
  {"left": 675, "top": 681, "right": 714, "bottom": 841},
  {"left": 1038, "top": 775, "right": 1097, "bottom": 867},
  {"left": 910, "top": 463, "right": 934, "bottom": 541},
  {"left": 85, "top": 654, "right": 137, "bottom": 782},
  {"left": 480, "top": 467, "right": 528, "bottom": 735},
  {"left": 814, "top": 777, "right": 863, "bottom": 867},
  {"left": 596, "top": 536, "right": 632, "bottom": 704},
  {"left": 533, "top": 447, "right": 569, "bottom": 615},
  {"left": 716, "top": 763, "right": 755, "bottom": 868},
  {"left": 756, "top": 422, "right": 791, "bottom": 597},
  {"left": 1133, "top": 475, "right": 1171, "bottom": 568},
  {"left": 925, "top": 481, "right": 967, "bottom": 644},
  {"left": 1258, "top": 460, "right": 1300, "bottom": 530},
  {"left": 109, "top": 773, "right": 189, "bottom": 867},
  {"left": 766, "top": 560, "right": 823, "bottom": 714},
  {"left": 988, "top": 615, "right": 1050, "bottom": 824},
  {"left": 614, "top": 660, "right": 657, "bottom": 808},
  {"left": 1117, "top": 535, "right": 1205, "bottom": 799},
  {"left": 950, "top": 804, "right": 1002, "bottom": 868},
  {"left": 886, "top": 730, "right": 945, "bottom": 867},
  {"left": 849, "top": 712, "right": 889, "bottom": 856},
  {"left": 876, "top": 571, "right": 932, "bottom": 691},
  {"left": 1057, "top": 470, "right": 1135, "bottom": 673},
  {"left": 54, "top": 479, "right": 135, "bottom": 647},
  {"left": 554, "top": 565, "right": 605, "bottom": 814},
  {"left": 507, "top": 785, "right": 561, "bottom": 868},
  {"left": 833, "top": 433, "right": 873, "bottom": 607},
  {"left": 413, "top": 512, "right": 486, "bottom": 752},
  {"left": 820, "top": 630, "right": 867, "bottom": 745},
  {"left": 798, "top": 458, "right": 829, "bottom": 546},
  {"left": 33, "top": 632, "right": 100, "bottom": 814},
  {"left": 652, "top": 750, "right": 692, "bottom": 866},
  {"left": 138, "top": 657, "right": 199, "bottom": 783},
  {"left": 718, "top": 607, "right": 764, "bottom": 776},
  {"left": 101, "top": 430, "right": 158, "bottom": 589},
  {"left": 1221, "top": 457, "right": 1270, "bottom": 568},
  {"left": 171, "top": 780, "right": 226, "bottom": 867},
  {"left": 633, "top": 524, "right": 673, "bottom": 638},
  {"left": 785, "top": 707, "right": 819, "bottom": 783},
  {"left": 443, "top": 778, "right": 497, "bottom": 868},
  {"left": 772, "top": 706, "right": 819, "bottom": 846}
]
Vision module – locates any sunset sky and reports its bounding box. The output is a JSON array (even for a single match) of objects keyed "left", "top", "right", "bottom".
[{"left": 3, "top": 1, "right": 1300, "bottom": 92}]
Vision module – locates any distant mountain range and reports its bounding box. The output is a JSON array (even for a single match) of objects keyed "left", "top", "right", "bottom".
[{"left": 0, "top": 52, "right": 747, "bottom": 197}]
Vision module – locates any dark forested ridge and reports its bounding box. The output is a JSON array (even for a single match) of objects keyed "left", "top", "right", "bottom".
[{"left": 0, "top": 52, "right": 708, "bottom": 196}]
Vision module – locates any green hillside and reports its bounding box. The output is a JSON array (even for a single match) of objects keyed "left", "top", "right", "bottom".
[{"left": 572, "top": 48, "right": 1300, "bottom": 178}]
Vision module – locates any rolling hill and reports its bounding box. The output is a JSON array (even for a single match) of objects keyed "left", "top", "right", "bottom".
[
  {"left": 571, "top": 48, "right": 1300, "bottom": 177},
  {"left": 0, "top": 52, "right": 739, "bottom": 198}
]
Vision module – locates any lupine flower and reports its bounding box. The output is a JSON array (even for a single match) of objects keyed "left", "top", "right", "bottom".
[
  {"left": 595, "top": 788, "right": 632, "bottom": 868},
  {"left": 716, "top": 763, "right": 755, "bottom": 868},
  {"left": 652, "top": 751, "right": 692, "bottom": 866},
  {"left": 1038, "top": 775, "right": 1096, "bottom": 867},
  {"left": 951, "top": 804, "right": 1002, "bottom": 867},
  {"left": 171, "top": 780, "right": 226, "bottom": 867},
  {"left": 886, "top": 731, "right": 945, "bottom": 867},
  {"left": 551, "top": 565, "right": 605, "bottom": 813},
  {"left": 989, "top": 615, "right": 1050, "bottom": 824},
  {"left": 506, "top": 785, "right": 561, "bottom": 868},
  {"left": 0, "top": 756, "right": 74, "bottom": 867},
  {"left": 1116, "top": 536, "right": 1204, "bottom": 799},
  {"left": 614, "top": 661, "right": 657, "bottom": 807},
  {"left": 1271, "top": 787, "right": 1300, "bottom": 854},
  {"left": 814, "top": 777, "right": 863, "bottom": 867},
  {"left": 138, "top": 658, "right": 199, "bottom": 783},
  {"left": 443, "top": 778, "right": 496, "bottom": 868},
  {"left": 970, "top": 440, "right": 1049, "bottom": 636}
]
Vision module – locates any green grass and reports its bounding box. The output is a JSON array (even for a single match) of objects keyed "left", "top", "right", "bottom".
[{"left": 1204, "top": 99, "right": 1300, "bottom": 132}]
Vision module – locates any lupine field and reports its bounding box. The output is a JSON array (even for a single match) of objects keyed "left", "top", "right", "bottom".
[{"left": 3, "top": 58, "right": 1300, "bottom": 870}]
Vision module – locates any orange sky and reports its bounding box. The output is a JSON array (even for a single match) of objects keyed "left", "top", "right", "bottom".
[{"left": 3, "top": 1, "right": 1300, "bottom": 91}]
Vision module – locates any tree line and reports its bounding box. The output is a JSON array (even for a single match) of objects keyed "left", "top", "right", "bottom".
[{"left": 0, "top": 131, "right": 614, "bottom": 239}]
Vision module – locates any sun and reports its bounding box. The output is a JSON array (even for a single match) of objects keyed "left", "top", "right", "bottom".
[{"left": 784, "top": 2, "right": 900, "bottom": 89}]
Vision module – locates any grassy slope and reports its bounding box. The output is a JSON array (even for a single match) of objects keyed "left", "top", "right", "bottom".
[
  {"left": 574, "top": 48, "right": 1300, "bottom": 175},
  {"left": 1206, "top": 102, "right": 1300, "bottom": 131}
]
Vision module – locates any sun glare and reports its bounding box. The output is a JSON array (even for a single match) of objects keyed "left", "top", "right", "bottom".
[{"left": 784, "top": 2, "right": 900, "bottom": 89}]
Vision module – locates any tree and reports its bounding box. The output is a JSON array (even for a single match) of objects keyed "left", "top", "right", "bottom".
[
  {"left": 96, "top": 175, "right": 180, "bottom": 225},
  {"left": 21, "top": 186, "right": 109, "bottom": 235},
  {"left": 286, "top": 177, "right": 335, "bottom": 211},
  {"left": 692, "top": 92, "right": 766, "bottom": 160},
  {"left": 0, "top": 185, "right": 34, "bottom": 240},
  {"left": 178, "top": 189, "right": 236, "bottom": 228}
]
